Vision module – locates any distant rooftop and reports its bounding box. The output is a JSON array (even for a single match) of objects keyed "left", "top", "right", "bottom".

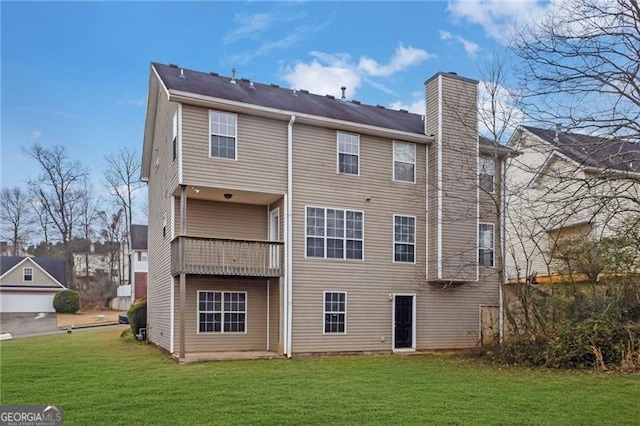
[{"left": 523, "top": 126, "right": 640, "bottom": 173}]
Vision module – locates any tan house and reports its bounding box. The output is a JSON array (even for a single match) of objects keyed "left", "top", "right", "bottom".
[
  {"left": 505, "top": 125, "right": 640, "bottom": 284},
  {"left": 142, "top": 63, "right": 511, "bottom": 361},
  {"left": 0, "top": 256, "right": 67, "bottom": 313}
]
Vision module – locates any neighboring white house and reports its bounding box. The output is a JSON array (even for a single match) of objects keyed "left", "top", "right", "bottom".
[
  {"left": 113, "top": 225, "right": 148, "bottom": 310},
  {"left": 505, "top": 125, "right": 640, "bottom": 283},
  {"left": 0, "top": 256, "right": 67, "bottom": 313}
]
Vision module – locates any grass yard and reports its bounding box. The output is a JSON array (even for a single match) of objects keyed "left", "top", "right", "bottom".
[{"left": 1, "top": 328, "right": 639, "bottom": 425}]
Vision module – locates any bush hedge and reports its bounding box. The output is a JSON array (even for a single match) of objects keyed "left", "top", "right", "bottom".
[
  {"left": 53, "top": 290, "right": 81, "bottom": 314},
  {"left": 127, "top": 299, "right": 147, "bottom": 336}
]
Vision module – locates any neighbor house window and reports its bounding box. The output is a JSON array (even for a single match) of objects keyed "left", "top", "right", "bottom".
[
  {"left": 337, "top": 132, "right": 359, "bottom": 175},
  {"left": 23, "top": 267, "right": 33, "bottom": 282},
  {"left": 141, "top": 252, "right": 148, "bottom": 262},
  {"left": 209, "top": 110, "right": 237, "bottom": 160},
  {"left": 393, "top": 142, "right": 416, "bottom": 183},
  {"left": 479, "top": 223, "right": 495, "bottom": 267},
  {"left": 306, "top": 207, "right": 363, "bottom": 260},
  {"left": 394, "top": 215, "right": 416, "bottom": 263},
  {"left": 479, "top": 156, "right": 495, "bottom": 193},
  {"left": 172, "top": 111, "right": 178, "bottom": 161},
  {"left": 198, "top": 291, "right": 246, "bottom": 333},
  {"left": 324, "top": 291, "right": 346, "bottom": 333}
]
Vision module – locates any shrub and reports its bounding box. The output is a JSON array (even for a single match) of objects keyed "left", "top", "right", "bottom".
[
  {"left": 127, "top": 299, "right": 147, "bottom": 336},
  {"left": 53, "top": 290, "right": 81, "bottom": 314}
]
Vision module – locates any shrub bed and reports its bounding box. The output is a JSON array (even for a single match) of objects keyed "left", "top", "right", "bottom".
[{"left": 53, "top": 290, "right": 81, "bottom": 314}]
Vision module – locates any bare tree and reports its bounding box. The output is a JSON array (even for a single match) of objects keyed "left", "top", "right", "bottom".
[
  {"left": 0, "top": 187, "right": 33, "bottom": 255},
  {"left": 512, "top": 0, "right": 640, "bottom": 139},
  {"left": 97, "top": 208, "right": 124, "bottom": 287},
  {"left": 24, "top": 144, "right": 88, "bottom": 288},
  {"left": 77, "top": 179, "right": 100, "bottom": 288},
  {"left": 104, "top": 148, "right": 144, "bottom": 284}
]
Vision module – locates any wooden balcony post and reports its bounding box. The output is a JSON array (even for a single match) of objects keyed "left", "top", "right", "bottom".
[{"left": 179, "top": 185, "right": 186, "bottom": 360}]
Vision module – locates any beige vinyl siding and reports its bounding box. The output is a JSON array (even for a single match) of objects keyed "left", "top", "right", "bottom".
[
  {"left": 268, "top": 278, "right": 281, "bottom": 352},
  {"left": 175, "top": 198, "right": 268, "bottom": 240},
  {"left": 147, "top": 79, "right": 179, "bottom": 352},
  {"left": 183, "top": 277, "right": 268, "bottom": 352},
  {"left": 181, "top": 104, "right": 287, "bottom": 194},
  {"left": 290, "top": 122, "right": 429, "bottom": 353},
  {"left": 0, "top": 262, "right": 60, "bottom": 287}
]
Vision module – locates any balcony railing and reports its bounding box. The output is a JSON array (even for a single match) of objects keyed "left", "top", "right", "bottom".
[{"left": 171, "top": 236, "right": 283, "bottom": 278}]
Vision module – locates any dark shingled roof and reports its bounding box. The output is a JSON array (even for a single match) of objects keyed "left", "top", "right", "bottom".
[
  {"left": 479, "top": 135, "right": 514, "bottom": 156},
  {"left": 130, "top": 224, "right": 148, "bottom": 251},
  {"left": 524, "top": 126, "right": 640, "bottom": 173},
  {"left": 152, "top": 62, "right": 425, "bottom": 135},
  {"left": 1, "top": 256, "right": 67, "bottom": 287}
]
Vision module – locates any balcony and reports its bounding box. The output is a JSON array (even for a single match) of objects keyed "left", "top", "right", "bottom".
[{"left": 171, "top": 236, "right": 283, "bottom": 278}]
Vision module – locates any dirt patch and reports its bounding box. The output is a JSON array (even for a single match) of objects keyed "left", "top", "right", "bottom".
[{"left": 56, "top": 310, "right": 125, "bottom": 328}]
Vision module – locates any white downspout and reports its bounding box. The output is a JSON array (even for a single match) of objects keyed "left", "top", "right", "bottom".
[{"left": 286, "top": 115, "right": 296, "bottom": 358}]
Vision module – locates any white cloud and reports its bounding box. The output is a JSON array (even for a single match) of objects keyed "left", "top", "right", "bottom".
[
  {"left": 388, "top": 99, "right": 426, "bottom": 115},
  {"left": 224, "top": 13, "right": 273, "bottom": 45},
  {"left": 281, "top": 43, "right": 435, "bottom": 98},
  {"left": 478, "top": 80, "right": 524, "bottom": 139},
  {"left": 358, "top": 44, "right": 435, "bottom": 77},
  {"left": 446, "top": 0, "right": 552, "bottom": 44},
  {"left": 439, "top": 30, "right": 480, "bottom": 58},
  {"left": 31, "top": 130, "right": 42, "bottom": 140},
  {"left": 282, "top": 53, "right": 362, "bottom": 98}
]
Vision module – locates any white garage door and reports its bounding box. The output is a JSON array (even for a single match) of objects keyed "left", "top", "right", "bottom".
[{"left": 0, "top": 292, "right": 56, "bottom": 313}]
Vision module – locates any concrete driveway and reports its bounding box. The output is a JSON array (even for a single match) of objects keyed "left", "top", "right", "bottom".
[{"left": 0, "top": 312, "right": 60, "bottom": 338}]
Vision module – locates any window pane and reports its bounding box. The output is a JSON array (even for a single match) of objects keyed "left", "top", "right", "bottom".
[
  {"left": 346, "top": 240, "right": 363, "bottom": 260},
  {"left": 394, "top": 162, "right": 415, "bottom": 182},
  {"left": 327, "top": 238, "right": 344, "bottom": 259},
  {"left": 480, "top": 174, "right": 494, "bottom": 192},
  {"left": 307, "top": 237, "right": 324, "bottom": 257},
  {"left": 211, "top": 135, "right": 236, "bottom": 159},
  {"left": 326, "top": 209, "right": 344, "bottom": 238},
  {"left": 306, "top": 207, "right": 325, "bottom": 237},
  {"left": 394, "top": 142, "right": 415, "bottom": 163},
  {"left": 339, "top": 153, "right": 359, "bottom": 174}
]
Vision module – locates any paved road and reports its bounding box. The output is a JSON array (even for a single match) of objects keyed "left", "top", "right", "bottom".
[{"left": 0, "top": 313, "right": 127, "bottom": 339}]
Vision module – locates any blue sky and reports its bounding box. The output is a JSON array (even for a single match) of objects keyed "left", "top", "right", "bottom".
[{"left": 1, "top": 1, "right": 551, "bottom": 191}]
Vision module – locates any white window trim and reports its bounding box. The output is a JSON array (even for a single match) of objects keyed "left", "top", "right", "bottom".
[
  {"left": 304, "top": 205, "right": 365, "bottom": 261},
  {"left": 392, "top": 141, "right": 416, "bottom": 183},
  {"left": 208, "top": 110, "right": 238, "bottom": 161},
  {"left": 172, "top": 110, "right": 178, "bottom": 163},
  {"left": 196, "top": 290, "right": 248, "bottom": 334},
  {"left": 479, "top": 155, "right": 495, "bottom": 194},
  {"left": 478, "top": 222, "right": 495, "bottom": 268},
  {"left": 393, "top": 214, "right": 417, "bottom": 264},
  {"left": 322, "top": 291, "right": 347, "bottom": 335},
  {"left": 336, "top": 131, "right": 360, "bottom": 176},
  {"left": 23, "top": 267, "right": 33, "bottom": 282}
]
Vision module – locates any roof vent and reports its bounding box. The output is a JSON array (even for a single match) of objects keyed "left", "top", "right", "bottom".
[
  {"left": 554, "top": 123, "right": 561, "bottom": 143},
  {"left": 341, "top": 86, "right": 346, "bottom": 100},
  {"left": 210, "top": 72, "right": 219, "bottom": 76},
  {"left": 249, "top": 80, "right": 255, "bottom": 89},
  {"left": 230, "top": 67, "right": 237, "bottom": 84},
  {"left": 292, "top": 89, "right": 298, "bottom": 96},
  {"left": 326, "top": 94, "right": 335, "bottom": 99},
  {"left": 169, "top": 63, "right": 178, "bottom": 68},
  {"left": 240, "top": 78, "right": 250, "bottom": 82},
  {"left": 352, "top": 100, "right": 361, "bottom": 105},
  {"left": 376, "top": 104, "right": 385, "bottom": 109},
  {"left": 399, "top": 109, "right": 408, "bottom": 113},
  {"left": 299, "top": 89, "right": 309, "bottom": 94},
  {"left": 447, "top": 71, "right": 458, "bottom": 76},
  {"left": 179, "top": 69, "right": 185, "bottom": 79},
  {"left": 270, "top": 83, "right": 280, "bottom": 88}
]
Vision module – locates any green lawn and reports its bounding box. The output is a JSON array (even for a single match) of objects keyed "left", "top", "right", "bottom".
[{"left": 1, "top": 328, "right": 639, "bottom": 425}]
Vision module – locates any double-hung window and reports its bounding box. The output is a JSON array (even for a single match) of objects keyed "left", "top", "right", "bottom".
[
  {"left": 337, "top": 132, "right": 359, "bottom": 175},
  {"left": 393, "top": 142, "right": 416, "bottom": 183},
  {"left": 394, "top": 215, "right": 416, "bottom": 263},
  {"left": 209, "top": 111, "right": 237, "bottom": 160},
  {"left": 479, "top": 156, "right": 495, "bottom": 193},
  {"left": 198, "top": 291, "right": 246, "bottom": 333},
  {"left": 23, "top": 267, "right": 33, "bottom": 282},
  {"left": 324, "top": 291, "right": 346, "bottom": 333},
  {"left": 478, "top": 223, "right": 495, "bottom": 267},
  {"left": 306, "top": 207, "right": 363, "bottom": 260}
]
